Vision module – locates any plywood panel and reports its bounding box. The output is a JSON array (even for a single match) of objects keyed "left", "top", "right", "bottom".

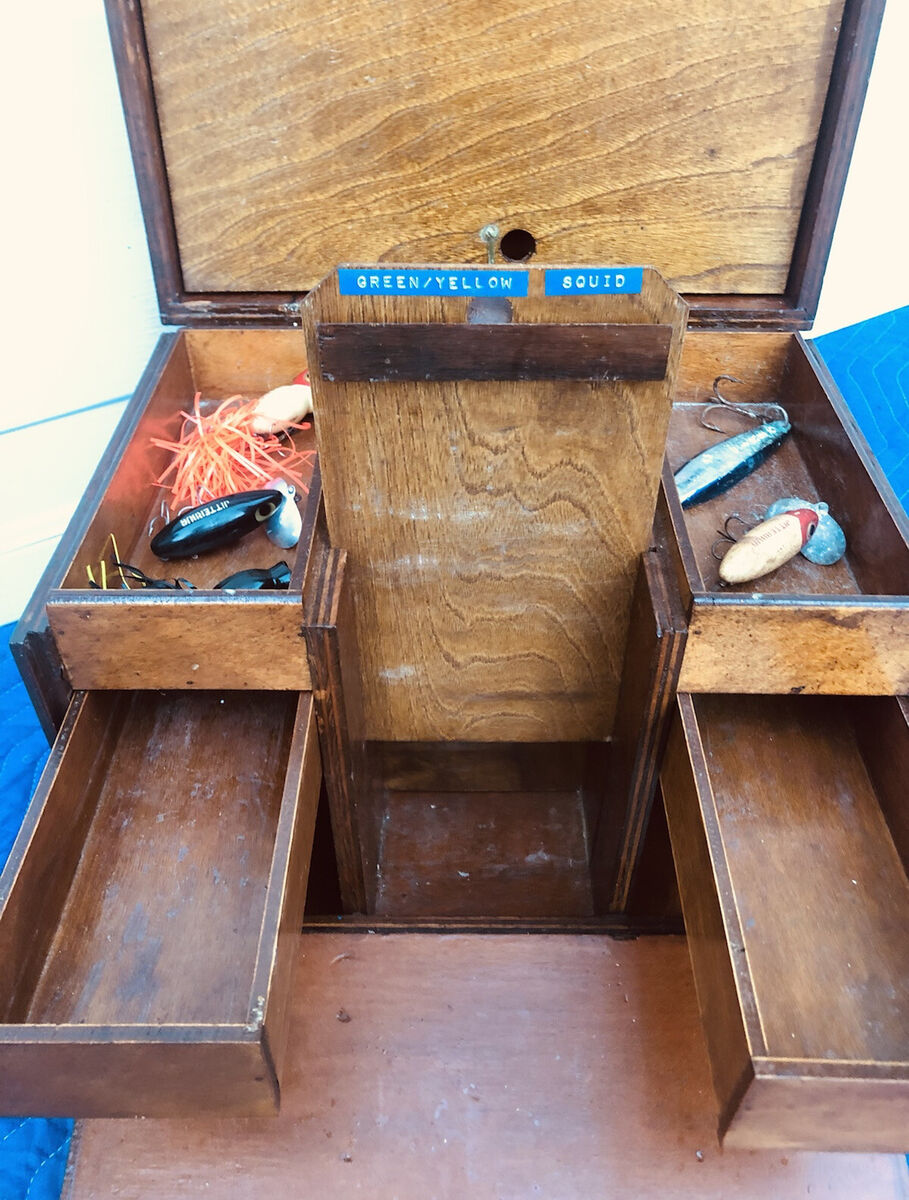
[
  {"left": 141, "top": 0, "right": 845, "bottom": 294},
  {"left": 304, "top": 267, "right": 686, "bottom": 740},
  {"left": 678, "top": 599, "right": 909, "bottom": 695},
  {"left": 64, "top": 934, "right": 908, "bottom": 1198}
]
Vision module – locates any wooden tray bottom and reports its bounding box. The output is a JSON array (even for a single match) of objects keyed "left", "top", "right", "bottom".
[
  {"left": 374, "top": 791, "right": 592, "bottom": 918},
  {"left": 26, "top": 690, "right": 297, "bottom": 1027},
  {"left": 64, "top": 933, "right": 907, "bottom": 1199}
]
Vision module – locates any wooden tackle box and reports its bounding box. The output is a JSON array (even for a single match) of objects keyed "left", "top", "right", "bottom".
[{"left": 5, "top": 0, "right": 907, "bottom": 1157}]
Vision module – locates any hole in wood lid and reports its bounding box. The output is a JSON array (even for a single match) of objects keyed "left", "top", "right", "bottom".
[{"left": 500, "top": 229, "right": 537, "bottom": 262}]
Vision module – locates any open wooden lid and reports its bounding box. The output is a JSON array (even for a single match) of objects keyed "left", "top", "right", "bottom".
[{"left": 106, "top": 0, "right": 882, "bottom": 328}]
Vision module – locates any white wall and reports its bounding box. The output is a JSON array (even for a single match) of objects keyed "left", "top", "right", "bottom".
[
  {"left": 813, "top": 0, "right": 909, "bottom": 335},
  {"left": 0, "top": 0, "right": 906, "bottom": 622}
]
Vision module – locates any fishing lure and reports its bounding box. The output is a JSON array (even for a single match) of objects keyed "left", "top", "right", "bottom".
[
  {"left": 112, "top": 562, "right": 196, "bottom": 590},
  {"left": 674, "top": 376, "right": 791, "bottom": 508},
  {"left": 150, "top": 489, "right": 282, "bottom": 560},
  {"left": 150, "top": 389, "right": 315, "bottom": 509},
  {"left": 250, "top": 371, "right": 313, "bottom": 435},
  {"left": 718, "top": 508, "right": 819, "bottom": 585},
  {"left": 764, "top": 496, "right": 846, "bottom": 565},
  {"left": 215, "top": 562, "right": 292, "bottom": 591},
  {"left": 263, "top": 478, "right": 303, "bottom": 549}
]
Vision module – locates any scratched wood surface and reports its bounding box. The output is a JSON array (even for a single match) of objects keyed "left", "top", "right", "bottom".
[
  {"left": 678, "top": 598, "right": 909, "bottom": 694},
  {"left": 25, "top": 690, "right": 297, "bottom": 1025},
  {"left": 140, "top": 0, "right": 845, "bottom": 294},
  {"left": 63, "top": 934, "right": 909, "bottom": 1198},
  {"left": 662, "top": 693, "right": 909, "bottom": 1151},
  {"left": 304, "top": 267, "right": 686, "bottom": 741}
]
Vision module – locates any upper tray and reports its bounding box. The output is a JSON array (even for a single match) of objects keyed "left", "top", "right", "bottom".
[{"left": 104, "top": 0, "right": 883, "bottom": 328}]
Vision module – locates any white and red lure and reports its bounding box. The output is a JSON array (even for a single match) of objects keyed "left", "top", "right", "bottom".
[
  {"left": 250, "top": 369, "right": 314, "bottom": 434},
  {"left": 718, "top": 507, "right": 819, "bottom": 585}
]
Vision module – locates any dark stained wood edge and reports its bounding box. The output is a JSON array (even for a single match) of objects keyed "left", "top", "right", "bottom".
[
  {"left": 316, "top": 322, "right": 672, "bottom": 382},
  {"left": 10, "top": 333, "right": 182, "bottom": 739},
  {"left": 371, "top": 741, "right": 597, "bottom": 793},
  {"left": 850, "top": 694, "right": 909, "bottom": 873},
  {"left": 753, "top": 1056, "right": 909, "bottom": 1082},
  {"left": 250, "top": 694, "right": 321, "bottom": 1098},
  {"left": 657, "top": 467, "right": 701, "bottom": 601},
  {"left": 289, "top": 456, "right": 323, "bottom": 591},
  {"left": 0, "top": 694, "right": 124, "bottom": 1022},
  {"left": 103, "top": 0, "right": 184, "bottom": 320},
  {"left": 8, "top": 632, "right": 68, "bottom": 746},
  {"left": 299, "top": 914, "right": 684, "bottom": 935},
  {"left": 693, "top": 593, "right": 909, "bottom": 612},
  {"left": 158, "top": 293, "right": 813, "bottom": 331},
  {"left": 302, "top": 537, "right": 369, "bottom": 914},
  {"left": 785, "top": 0, "right": 886, "bottom": 318},
  {"left": 590, "top": 546, "right": 688, "bottom": 914}
]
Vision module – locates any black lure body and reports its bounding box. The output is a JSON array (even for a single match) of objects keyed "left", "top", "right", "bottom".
[
  {"left": 151, "top": 490, "right": 282, "bottom": 560},
  {"left": 215, "top": 562, "right": 292, "bottom": 591}
]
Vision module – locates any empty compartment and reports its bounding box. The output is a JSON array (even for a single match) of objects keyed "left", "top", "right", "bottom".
[
  {"left": 660, "top": 690, "right": 909, "bottom": 1151},
  {"left": 32, "top": 329, "right": 317, "bottom": 692},
  {"left": 663, "top": 331, "right": 909, "bottom": 694},
  {"left": 356, "top": 742, "right": 615, "bottom": 921},
  {"left": 0, "top": 686, "right": 320, "bottom": 1117}
]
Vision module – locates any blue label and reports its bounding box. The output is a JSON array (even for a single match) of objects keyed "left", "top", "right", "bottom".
[
  {"left": 544, "top": 268, "right": 643, "bottom": 295},
  {"left": 339, "top": 268, "right": 529, "bottom": 297}
]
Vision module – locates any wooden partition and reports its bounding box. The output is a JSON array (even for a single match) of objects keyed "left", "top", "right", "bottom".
[{"left": 304, "top": 265, "right": 688, "bottom": 743}]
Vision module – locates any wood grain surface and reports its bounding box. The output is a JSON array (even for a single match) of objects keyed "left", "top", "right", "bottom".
[
  {"left": 662, "top": 693, "right": 909, "bottom": 1151},
  {"left": 678, "top": 596, "right": 909, "bottom": 695},
  {"left": 63, "top": 933, "right": 908, "bottom": 1198},
  {"left": 47, "top": 595, "right": 314, "bottom": 691},
  {"left": 304, "top": 267, "right": 686, "bottom": 740},
  {"left": 140, "top": 0, "right": 845, "bottom": 294}
]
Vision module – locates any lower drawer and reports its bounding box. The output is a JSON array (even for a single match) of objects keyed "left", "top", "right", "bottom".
[
  {"left": 661, "top": 691, "right": 909, "bottom": 1152},
  {"left": 0, "top": 687, "right": 321, "bottom": 1117}
]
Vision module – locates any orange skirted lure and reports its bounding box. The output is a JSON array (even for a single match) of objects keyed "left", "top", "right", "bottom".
[{"left": 151, "top": 388, "right": 315, "bottom": 509}]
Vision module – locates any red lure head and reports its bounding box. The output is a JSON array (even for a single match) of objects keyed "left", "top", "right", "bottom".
[{"left": 786, "top": 507, "right": 820, "bottom": 546}]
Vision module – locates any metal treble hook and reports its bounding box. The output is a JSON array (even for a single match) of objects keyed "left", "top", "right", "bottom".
[
  {"left": 710, "top": 512, "right": 753, "bottom": 561},
  {"left": 700, "top": 374, "right": 789, "bottom": 434}
]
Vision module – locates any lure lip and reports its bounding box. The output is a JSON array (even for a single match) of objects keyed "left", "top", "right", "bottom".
[{"left": 150, "top": 489, "right": 283, "bottom": 560}]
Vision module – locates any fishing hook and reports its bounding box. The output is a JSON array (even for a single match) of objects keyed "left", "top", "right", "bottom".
[
  {"left": 701, "top": 374, "right": 789, "bottom": 434},
  {"left": 710, "top": 512, "right": 753, "bottom": 560}
]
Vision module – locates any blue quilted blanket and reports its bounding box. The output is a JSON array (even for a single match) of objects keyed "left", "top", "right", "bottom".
[{"left": 0, "top": 627, "right": 72, "bottom": 1200}]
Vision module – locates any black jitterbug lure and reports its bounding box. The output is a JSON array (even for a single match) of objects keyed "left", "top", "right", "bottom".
[
  {"left": 150, "top": 490, "right": 282, "bottom": 560},
  {"left": 215, "top": 562, "right": 292, "bottom": 591}
]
